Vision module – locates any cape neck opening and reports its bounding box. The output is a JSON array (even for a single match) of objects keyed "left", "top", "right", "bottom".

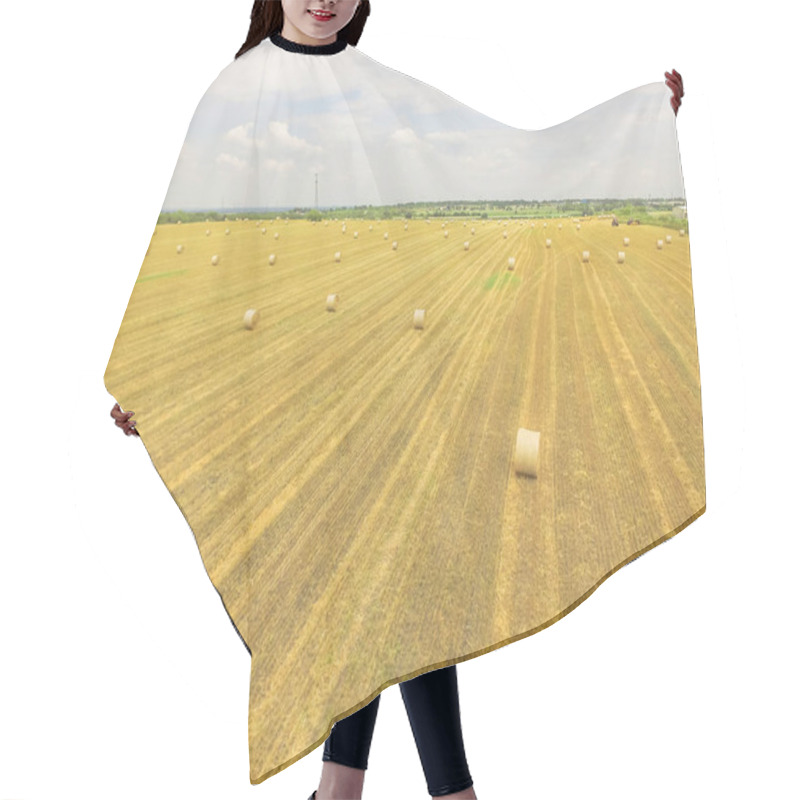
[{"left": 269, "top": 31, "right": 348, "bottom": 55}]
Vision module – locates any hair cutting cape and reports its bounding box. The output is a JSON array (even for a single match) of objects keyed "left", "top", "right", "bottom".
[{"left": 104, "top": 32, "right": 705, "bottom": 785}]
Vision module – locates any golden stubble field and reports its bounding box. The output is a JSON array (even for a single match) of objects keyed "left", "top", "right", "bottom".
[{"left": 105, "top": 214, "right": 705, "bottom": 781}]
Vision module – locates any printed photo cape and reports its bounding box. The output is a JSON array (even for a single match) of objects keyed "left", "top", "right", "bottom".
[{"left": 104, "top": 32, "right": 705, "bottom": 785}]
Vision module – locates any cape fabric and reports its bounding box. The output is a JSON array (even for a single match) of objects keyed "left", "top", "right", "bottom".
[{"left": 104, "top": 32, "right": 705, "bottom": 785}]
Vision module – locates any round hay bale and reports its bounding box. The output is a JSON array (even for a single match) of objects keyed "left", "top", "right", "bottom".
[
  {"left": 354, "top": 231, "right": 359, "bottom": 239},
  {"left": 543, "top": 222, "right": 547, "bottom": 228},
  {"left": 503, "top": 231, "right": 508, "bottom": 239},
  {"left": 392, "top": 241, "right": 398, "bottom": 250},
  {"left": 514, "top": 428, "right": 540, "bottom": 478},
  {"left": 444, "top": 230, "right": 449, "bottom": 238},
  {"left": 274, "top": 232, "right": 279, "bottom": 239},
  {"left": 576, "top": 223, "right": 581, "bottom": 231},
  {"left": 384, "top": 232, "right": 389, "bottom": 240},
  {"left": 617, "top": 251, "right": 626, "bottom": 264},
  {"left": 326, "top": 293, "right": 339, "bottom": 311},
  {"left": 205, "top": 229, "right": 211, "bottom": 236},
  {"left": 623, "top": 237, "right": 630, "bottom": 246},
  {"left": 463, "top": 222, "right": 467, "bottom": 227},
  {"left": 464, "top": 241, "right": 470, "bottom": 250},
  {"left": 369, "top": 224, "right": 373, "bottom": 231},
  {"left": 177, "top": 220, "right": 182, "bottom": 225},
  {"left": 334, "top": 251, "right": 341, "bottom": 262},
  {"left": 582, "top": 250, "right": 590, "bottom": 263},
  {"left": 413, "top": 309, "right": 426, "bottom": 329},
  {"left": 243, "top": 309, "right": 259, "bottom": 330},
  {"left": 404, "top": 224, "right": 409, "bottom": 231},
  {"left": 545, "top": 238, "right": 552, "bottom": 248},
  {"left": 225, "top": 228, "right": 230, "bottom": 235},
  {"left": 679, "top": 229, "right": 686, "bottom": 236},
  {"left": 211, "top": 254, "right": 219, "bottom": 265},
  {"left": 508, "top": 256, "right": 516, "bottom": 270},
  {"left": 666, "top": 234, "right": 673, "bottom": 244},
  {"left": 557, "top": 223, "right": 562, "bottom": 229},
  {"left": 261, "top": 227, "right": 266, "bottom": 235},
  {"left": 269, "top": 254, "right": 276, "bottom": 265},
  {"left": 176, "top": 244, "right": 184, "bottom": 254},
  {"left": 471, "top": 227, "right": 475, "bottom": 235},
  {"left": 657, "top": 239, "right": 664, "bottom": 249}
]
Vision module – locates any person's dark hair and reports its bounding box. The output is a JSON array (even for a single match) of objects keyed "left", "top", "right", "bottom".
[{"left": 236, "top": 1, "right": 371, "bottom": 59}]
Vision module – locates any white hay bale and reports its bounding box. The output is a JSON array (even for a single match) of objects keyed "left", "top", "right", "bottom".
[
  {"left": 176, "top": 245, "right": 184, "bottom": 254},
  {"left": 225, "top": 228, "right": 230, "bottom": 235},
  {"left": 679, "top": 229, "right": 685, "bottom": 236},
  {"left": 413, "top": 309, "right": 426, "bottom": 329},
  {"left": 334, "top": 251, "right": 341, "bottom": 262},
  {"left": 444, "top": 230, "right": 449, "bottom": 238},
  {"left": 354, "top": 231, "right": 359, "bottom": 239},
  {"left": 576, "top": 223, "right": 581, "bottom": 231},
  {"left": 514, "top": 428, "right": 540, "bottom": 478},
  {"left": 269, "top": 254, "right": 276, "bottom": 265},
  {"left": 508, "top": 257, "right": 516, "bottom": 270},
  {"left": 211, "top": 254, "right": 219, "bottom": 265},
  {"left": 557, "top": 223, "right": 562, "bottom": 230},
  {"left": 326, "top": 293, "right": 339, "bottom": 311},
  {"left": 666, "top": 234, "right": 673, "bottom": 244},
  {"left": 384, "top": 232, "right": 389, "bottom": 240},
  {"left": 503, "top": 231, "right": 508, "bottom": 239},
  {"left": 582, "top": 250, "right": 590, "bottom": 263},
  {"left": 657, "top": 239, "right": 663, "bottom": 249},
  {"left": 464, "top": 241, "right": 470, "bottom": 250},
  {"left": 442, "top": 222, "right": 446, "bottom": 229},
  {"left": 274, "top": 232, "right": 279, "bottom": 239},
  {"left": 623, "top": 237, "right": 630, "bottom": 246},
  {"left": 617, "top": 251, "right": 626, "bottom": 264},
  {"left": 471, "top": 227, "right": 475, "bottom": 234},
  {"left": 392, "top": 241, "right": 398, "bottom": 250},
  {"left": 205, "top": 229, "right": 211, "bottom": 236},
  {"left": 176, "top": 220, "right": 182, "bottom": 225},
  {"left": 342, "top": 224, "right": 347, "bottom": 232},
  {"left": 404, "top": 223, "right": 409, "bottom": 230},
  {"left": 369, "top": 224, "right": 373, "bottom": 231},
  {"left": 261, "top": 227, "right": 266, "bottom": 234},
  {"left": 325, "top": 221, "right": 329, "bottom": 226},
  {"left": 545, "top": 238, "right": 552, "bottom": 248},
  {"left": 463, "top": 222, "right": 466, "bottom": 227},
  {"left": 243, "top": 309, "right": 259, "bottom": 330},
  {"left": 543, "top": 222, "right": 547, "bottom": 228}
]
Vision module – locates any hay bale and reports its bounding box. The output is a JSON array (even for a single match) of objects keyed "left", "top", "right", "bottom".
[
  {"left": 243, "top": 309, "right": 259, "bottom": 330},
  {"left": 269, "top": 254, "right": 276, "bottom": 265},
  {"left": 514, "top": 428, "right": 540, "bottom": 478},
  {"left": 404, "top": 223, "right": 409, "bottom": 231},
  {"left": 623, "top": 237, "right": 630, "bottom": 246},
  {"left": 657, "top": 239, "right": 663, "bottom": 249},
  {"left": 508, "top": 256, "right": 516, "bottom": 270},
  {"left": 261, "top": 227, "right": 266, "bottom": 234},
  {"left": 354, "top": 231, "right": 359, "bottom": 239},
  {"left": 679, "top": 229, "right": 685, "bottom": 236},
  {"left": 413, "top": 309, "right": 426, "bottom": 329},
  {"left": 666, "top": 234, "right": 673, "bottom": 244},
  {"left": 205, "top": 229, "right": 211, "bottom": 236},
  {"left": 617, "top": 251, "right": 625, "bottom": 264},
  {"left": 582, "top": 250, "right": 590, "bottom": 263},
  {"left": 211, "top": 254, "right": 219, "bottom": 265},
  {"left": 464, "top": 241, "right": 470, "bottom": 250},
  {"left": 176, "top": 244, "right": 184, "bottom": 254},
  {"left": 225, "top": 228, "right": 230, "bottom": 235},
  {"left": 326, "top": 293, "right": 339, "bottom": 311},
  {"left": 274, "top": 232, "right": 279, "bottom": 239},
  {"left": 545, "top": 238, "right": 552, "bottom": 248},
  {"left": 384, "top": 232, "right": 389, "bottom": 240},
  {"left": 471, "top": 227, "right": 475, "bottom": 234},
  {"left": 576, "top": 223, "right": 581, "bottom": 231},
  {"left": 557, "top": 223, "right": 562, "bottom": 229},
  {"left": 334, "top": 251, "right": 341, "bottom": 262},
  {"left": 543, "top": 222, "right": 547, "bottom": 228},
  {"left": 503, "top": 231, "right": 508, "bottom": 239},
  {"left": 392, "top": 241, "right": 398, "bottom": 250},
  {"left": 369, "top": 224, "right": 373, "bottom": 231}
]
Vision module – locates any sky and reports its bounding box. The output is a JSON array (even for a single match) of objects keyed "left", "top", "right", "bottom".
[{"left": 162, "top": 39, "right": 684, "bottom": 211}]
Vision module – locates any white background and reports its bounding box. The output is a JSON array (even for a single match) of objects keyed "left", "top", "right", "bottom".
[{"left": 1, "top": 1, "right": 797, "bottom": 798}]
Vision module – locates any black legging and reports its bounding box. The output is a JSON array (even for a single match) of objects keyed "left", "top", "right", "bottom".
[{"left": 322, "top": 664, "right": 474, "bottom": 797}]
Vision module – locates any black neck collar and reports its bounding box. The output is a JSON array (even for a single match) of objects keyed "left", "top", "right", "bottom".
[{"left": 269, "top": 31, "right": 348, "bottom": 56}]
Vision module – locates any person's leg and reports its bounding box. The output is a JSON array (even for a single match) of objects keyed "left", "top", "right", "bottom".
[
  {"left": 316, "top": 694, "right": 381, "bottom": 800},
  {"left": 400, "top": 665, "right": 476, "bottom": 798}
]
